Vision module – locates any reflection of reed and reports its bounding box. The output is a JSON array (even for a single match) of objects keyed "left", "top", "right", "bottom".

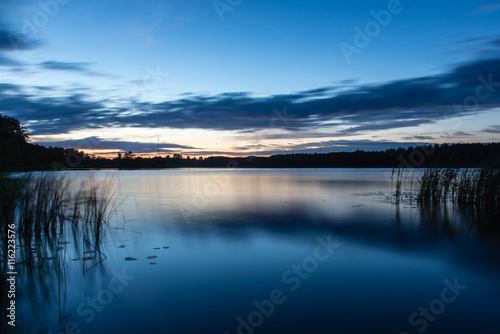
[
  {"left": 391, "top": 168, "right": 500, "bottom": 240},
  {"left": 0, "top": 172, "right": 116, "bottom": 333},
  {"left": 414, "top": 204, "right": 500, "bottom": 241}
]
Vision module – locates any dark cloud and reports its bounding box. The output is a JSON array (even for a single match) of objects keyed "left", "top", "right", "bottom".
[
  {"left": 0, "top": 53, "right": 21, "bottom": 66},
  {"left": 483, "top": 125, "right": 500, "bottom": 134},
  {"left": 453, "top": 131, "right": 473, "bottom": 137},
  {"left": 0, "top": 28, "right": 14, "bottom": 50},
  {"left": 38, "top": 61, "right": 112, "bottom": 77},
  {"left": 0, "top": 82, "right": 21, "bottom": 93},
  {"left": 40, "top": 61, "right": 92, "bottom": 72},
  {"left": 2, "top": 53, "right": 500, "bottom": 137},
  {"left": 232, "top": 140, "right": 433, "bottom": 156},
  {"left": 0, "top": 27, "right": 41, "bottom": 52},
  {"left": 36, "top": 136, "right": 195, "bottom": 154},
  {"left": 402, "top": 135, "right": 434, "bottom": 140},
  {"left": 0, "top": 24, "right": 40, "bottom": 70},
  {"left": 0, "top": 93, "right": 118, "bottom": 135}
]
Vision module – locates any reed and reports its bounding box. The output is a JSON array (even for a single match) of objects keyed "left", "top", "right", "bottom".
[
  {"left": 415, "top": 168, "right": 500, "bottom": 212},
  {"left": 391, "top": 168, "right": 417, "bottom": 204},
  {"left": 0, "top": 172, "right": 116, "bottom": 261}
]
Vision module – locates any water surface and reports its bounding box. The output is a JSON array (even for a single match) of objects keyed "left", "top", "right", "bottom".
[{"left": 8, "top": 169, "right": 500, "bottom": 334}]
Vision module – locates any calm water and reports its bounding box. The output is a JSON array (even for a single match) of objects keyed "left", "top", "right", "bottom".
[{"left": 7, "top": 169, "right": 500, "bottom": 333}]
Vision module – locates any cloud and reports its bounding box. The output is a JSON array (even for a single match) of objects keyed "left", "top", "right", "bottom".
[
  {"left": 0, "top": 27, "right": 41, "bottom": 52},
  {"left": 452, "top": 37, "right": 489, "bottom": 45},
  {"left": 403, "top": 135, "right": 434, "bottom": 140},
  {"left": 453, "top": 131, "right": 473, "bottom": 137},
  {"left": 0, "top": 53, "right": 21, "bottom": 66},
  {"left": 483, "top": 125, "right": 500, "bottom": 133},
  {"left": 38, "top": 61, "right": 112, "bottom": 77},
  {"left": 0, "top": 25, "right": 39, "bottom": 69},
  {"left": 39, "top": 61, "right": 93, "bottom": 72},
  {"left": 36, "top": 136, "right": 195, "bottom": 154},
  {"left": 0, "top": 82, "right": 21, "bottom": 93},
  {"left": 0, "top": 28, "right": 14, "bottom": 50},
  {"left": 3, "top": 52, "right": 500, "bottom": 138},
  {"left": 231, "top": 139, "right": 434, "bottom": 156},
  {"left": 470, "top": 3, "right": 500, "bottom": 15}
]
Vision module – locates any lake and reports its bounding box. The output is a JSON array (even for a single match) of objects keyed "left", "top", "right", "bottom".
[{"left": 8, "top": 168, "right": 500, "bottom": 334}]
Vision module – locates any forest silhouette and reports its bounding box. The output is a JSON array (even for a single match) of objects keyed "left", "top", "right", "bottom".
[{"left": 1, "top": 114, "right": 499, "bottom": 171}]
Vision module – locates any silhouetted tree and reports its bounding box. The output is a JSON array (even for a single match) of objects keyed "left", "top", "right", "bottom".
[
  {"left": 124, "top": 151, "right": 135, "bottom": 159},
  {"left": 0, "top": 114, "right": 29, "bottom": 144}
]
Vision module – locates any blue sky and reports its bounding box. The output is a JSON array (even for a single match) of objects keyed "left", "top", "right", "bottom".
[{"left": 1, "top": 0, "right": 499, "bottom": 157}]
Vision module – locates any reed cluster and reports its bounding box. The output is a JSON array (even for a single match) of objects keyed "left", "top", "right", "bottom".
[
  {"left": 0, "top": 172, "right": 115, "bottom": 258},
  {"left": 393, "top": 168, "right": 500, "bottom": 212}
]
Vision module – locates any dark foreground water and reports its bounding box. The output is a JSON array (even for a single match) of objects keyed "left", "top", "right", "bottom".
[{"left": 4, "top": 169, "right": 500, "bottom": 333}]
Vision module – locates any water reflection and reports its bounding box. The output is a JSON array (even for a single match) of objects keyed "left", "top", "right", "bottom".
[{"left": 4, "top": 169, "right": 500, "bottom": 333}]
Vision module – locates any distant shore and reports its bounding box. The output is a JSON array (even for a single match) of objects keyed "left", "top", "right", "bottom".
[{"left": 2, "top": 142, "right": 500, "bottom": 172}]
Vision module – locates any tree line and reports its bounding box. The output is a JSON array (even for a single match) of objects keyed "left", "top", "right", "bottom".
[{"left": 1, "top": 114, "right": 499, "bottom": 171}]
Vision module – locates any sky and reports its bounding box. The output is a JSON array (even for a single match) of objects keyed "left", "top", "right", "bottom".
[{"left": 0, "top": 0, "right": 499, "bottom": 157}]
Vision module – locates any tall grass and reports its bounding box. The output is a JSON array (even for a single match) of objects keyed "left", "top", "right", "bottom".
[
  {"left": 413, "top": 168, "right": 500, "bottom": 212},
  {"left": 391, "top": 168, "right": 416, "bottom": 204},
  {"left": 0, "top": 172, "right": 116, "bottom": 262}
]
